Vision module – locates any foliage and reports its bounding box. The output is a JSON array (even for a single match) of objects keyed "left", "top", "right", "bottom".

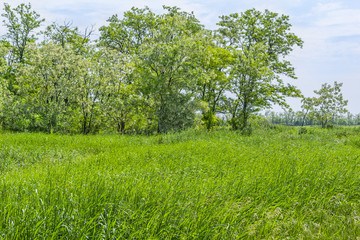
[
  {"left": 2, "top": 43, "right": 83, "bottom": 132},
  {"left": 227, "top": 43, "right": 274, "bottom": 131},
  {"left": 136, "top": 6, "right": 205, "bottom": 133},
  {"left": 92, "top": 48, "right": 141, "bottom": 134},
  {"left": 100, "top": 6, "right": 207, "bottom": 133},
  {"left": 44, "top": 21, "right": 94, "bottom": 54},
  {"left": 300, "top": 97, "right": 314, "bottom": 126},
  {"left": 1, "top": 3, "right": 44, "bottom": 63},
  {"left": 0, "top": 3, "right": 308, "bottom": 134},
  {"left": 217, "top": 9, "right": 303, "bottom": 133},
  {"left": 98, "top": 7, "right": 156, "bottom": 54},
  {"left": 195, "top": 33, "right": 233, "bottom": 130},
  {"left": 0, "top": 44, "right": 11, "bottom": 125},
  {"left": 303, "top": 81, "right": 348, "bottom": 128}
]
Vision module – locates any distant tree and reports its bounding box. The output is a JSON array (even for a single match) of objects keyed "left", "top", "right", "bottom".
[
  {"left": 306, "top": 82, "right": 348, "bottom": 128},
  {"left": 300, "top": 97, "right": 315, "bottom": 126},
  {"left": 356, "top": 114, "right": 360, "bottom": 125},
  {"left": 44, "top": 21, "right": 94, "bottom": 55},
  {"left": 1, "top": 3, "right": 44, "bottom": 64}
]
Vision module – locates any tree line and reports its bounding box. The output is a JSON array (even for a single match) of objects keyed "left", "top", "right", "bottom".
[
  {"left": 0, "top": 3, "right": 307, "bottom": 134},
  {"left": 262, "top": 81, "right": 349, "bottom": 127},
  {"left": 263, "top": 110, "right": 360, "bottom": 128}
]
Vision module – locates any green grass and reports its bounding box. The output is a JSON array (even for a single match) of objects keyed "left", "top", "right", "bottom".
[{"left": 1, "top": 127, "right": 360, "bottom": 239}]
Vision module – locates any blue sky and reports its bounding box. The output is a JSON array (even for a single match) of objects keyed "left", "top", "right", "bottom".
[{"left": 1, "top": 0, "right": 360, "bottom": 113}]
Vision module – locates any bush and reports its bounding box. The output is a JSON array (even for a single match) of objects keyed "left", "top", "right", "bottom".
[{"left": 298, "top": 127, "right": 307, "bottom": 135}]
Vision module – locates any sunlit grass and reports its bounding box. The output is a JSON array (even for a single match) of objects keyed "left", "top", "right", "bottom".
[{"left": 0, "top": 127, "right": 360, "bottom": 239}]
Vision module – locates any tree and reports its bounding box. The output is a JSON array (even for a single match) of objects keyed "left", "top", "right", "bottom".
[
  {"left": 2, "top": 42, "right": 84, "bottom": 132},
  {"left": 94, "top": 48, "right": 143, "bottom": 134},
  {"left": 0, "top": 4, "right": 309, "bottom": 135},
  {"left": 70, "top": 46, "right": 105, "bottom": 134},
  {"left": 102, "top": 80, "right": 144, "bottom": 134},
  {"left": 195, "top": 32, "right": 233, "bottom": 130},
  {"left": 0, "top": 43, "right": 8, "bottom": 79},
  {"left": 136, "top": 6, "right": 205, "bottom": 133},
  {"left": 1, "top": 3, "right": 44, "bottom": 64},
  {"left": 100, "top": 6, "right": 207, "bottom": 133},
  {"left": 44, "top": 21, "right": 94, "bottom": 55},
  {"left": 98, "top": 7, "right": 156, "bottom": 54},
  {"left": 0, "top": 43, "right": 11, "bottom": 125},
  {"left": 227, "top": 43, "right": 273, "bottom": 131},
  {"left": 300, "top": 97, "right": 314, "bottom": 126},
  {"left": 306, "top": 82, "right": 348, "bottom": 128},
  {"left": 217, "top": 9, "right": 303, "bottom": 132}
]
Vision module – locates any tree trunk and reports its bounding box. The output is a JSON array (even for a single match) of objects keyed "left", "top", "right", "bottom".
[
  {"left": 117, "top": 121, "right": 126, "bottom": 134},
  {"left": 82, "top": 113, "right": 88, "bottom": 134}
]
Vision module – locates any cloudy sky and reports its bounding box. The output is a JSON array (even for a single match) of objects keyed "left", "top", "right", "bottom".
[{"left": 1, "top": 0, "right": 360, "bottom": 113}]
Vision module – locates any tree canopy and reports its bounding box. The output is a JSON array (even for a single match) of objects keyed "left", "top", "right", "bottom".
[
  {"left": 0, "top": 3, "right": 306, "bottom": 134},
  {"left": 301, "top": 82, "right": 348, "bottom": 128},
  {"left": 217, "top": 9, "right": 303, "bottom": 132}
]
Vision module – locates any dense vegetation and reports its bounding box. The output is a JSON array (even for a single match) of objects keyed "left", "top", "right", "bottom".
[
  {"left": 0, "top": 3, "right": 305, "bottom": 135},
  {"left": 0, "top": 126, "right": 360, "bottom": 238},
  {"left": 263, "top": 110, "right": 360, "bottom": 127},
  {"left": 1, "top": 3, "right": 359, "bottom": 239}
]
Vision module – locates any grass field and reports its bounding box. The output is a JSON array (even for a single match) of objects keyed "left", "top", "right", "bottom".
[{"left": 1, "top": 126, "right": 360, "bottom": 239}]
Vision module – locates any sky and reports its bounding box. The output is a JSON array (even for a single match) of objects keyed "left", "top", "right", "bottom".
[{"left": 1, "top": 0, "right": 360, "bottom": 113}]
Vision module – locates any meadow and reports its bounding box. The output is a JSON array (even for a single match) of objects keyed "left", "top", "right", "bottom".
[{"left": 0, "top": 126, "right": 360, "bottom": 239}]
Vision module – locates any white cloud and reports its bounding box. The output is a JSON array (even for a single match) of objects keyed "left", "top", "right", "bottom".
[
  {"left": 316, "top": 2, "right": 343, "bottom": 12},
  {"left": 291, "top": 1, "right": 360, "bottom": 60},
  {"left": 316, "top": 9, "right": 360, "bottom": 27}
]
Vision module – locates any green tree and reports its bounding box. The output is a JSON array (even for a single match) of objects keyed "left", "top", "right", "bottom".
[
  {"left": 99, "top": 6, "right": 206, "bottom": 133},
  {"left": 98, "top": 7, "right": 156, "bottom": 54},
  {"left": 0, "top": 43, "right": 11, "bottom": 126},
  {"left": 100, "top": 6, "right": 211, "bottom": 133},
  {"left": 226, "top": 44, "right": 273, "bottom": 132},
  {"left": 217, "top": 9, "right": 303, "bottom": 132},
  {"left": 1, "top": 3, "right": 44, "bottom": 63},
  {"left": 99, "top": 7, "right": 158, "bottom": 133},
  {"left": 307, "top": 81, "right": 348, "bottom": 128},
  {"left": 300, "top": 97, "right": 315, "bottom": 126},
  {"left": 94, "top": 48, "right": 143, "bottom": 134},
  {"left": 44, "top": 21, "right": 94, "bottom": 55},
  {"left": 70, "top": 46, "right": 104, "bottom": 134},
  {"left": 136, "top": 6, "right": 205, "bottom": 133},
  {"left": 195, "top": 32, "right": 233, "bottom": 130},
  {"left": 2, "top": 42, "right": 84, "bottom": 132}
]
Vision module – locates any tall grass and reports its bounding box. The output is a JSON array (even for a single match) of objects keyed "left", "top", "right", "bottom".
[{"left": 0, "top": 127, "right": 360, "bottom": 239}]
